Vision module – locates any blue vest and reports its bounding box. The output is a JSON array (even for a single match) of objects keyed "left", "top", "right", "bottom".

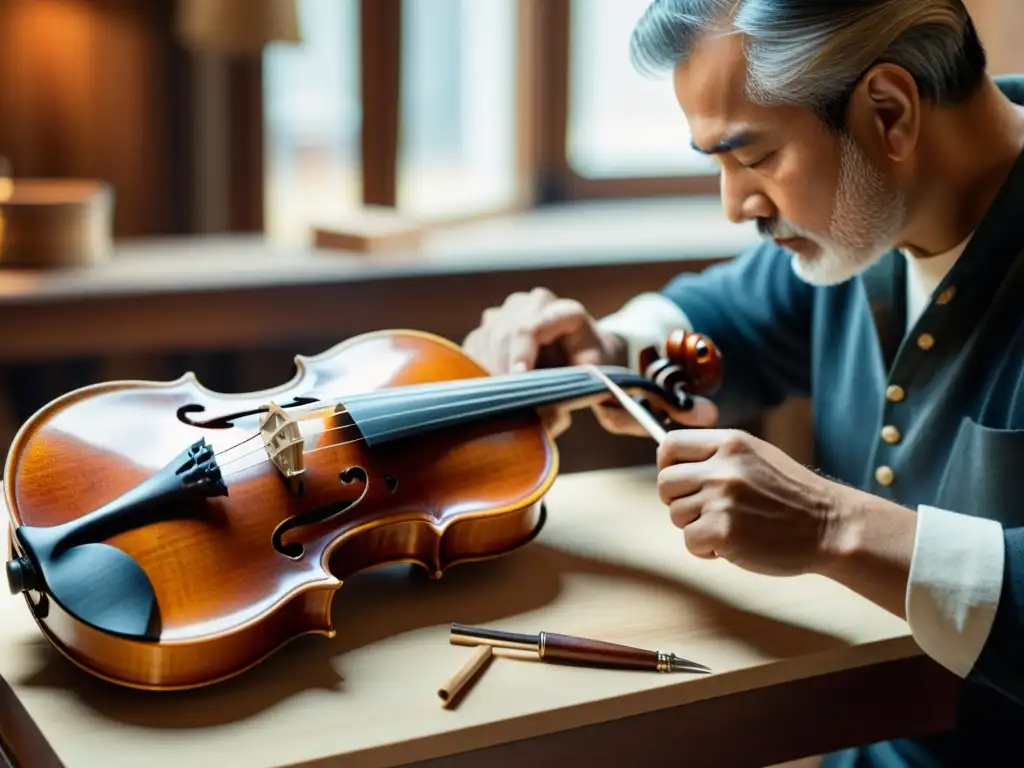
[{"left": 660, "top": 75, "right": 1024, "bottom": 766}]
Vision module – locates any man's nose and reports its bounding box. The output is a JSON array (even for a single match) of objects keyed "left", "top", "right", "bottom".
[{"left": 720, "top": 172, "right": 774, "bottom": 224}]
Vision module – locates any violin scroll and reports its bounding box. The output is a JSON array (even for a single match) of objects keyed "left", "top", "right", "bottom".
[{"left": 640, "top": 330, "right": 723, "bottom": 401}]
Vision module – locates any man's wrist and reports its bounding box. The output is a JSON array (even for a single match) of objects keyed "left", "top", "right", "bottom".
[
  {"left": 814, "top": 485, "right": 917, "bottom": 618},
  {"left": 599, "top": 329, "right": 630, "bottom": 368}
]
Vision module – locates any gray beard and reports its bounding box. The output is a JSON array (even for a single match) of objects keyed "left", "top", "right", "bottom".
[{"left": 778, "top": 132, "right": 906, "bottom": 286}]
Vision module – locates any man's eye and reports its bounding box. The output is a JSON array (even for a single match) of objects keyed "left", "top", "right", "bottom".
[{"left": 741, "top": 152, "right": 774, "bottom": 169}]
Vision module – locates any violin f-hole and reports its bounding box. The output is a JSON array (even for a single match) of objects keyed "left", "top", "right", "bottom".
[
  {"left": 176, "top": 396, "right": 320, "bottom": 429},
  {"left": 271, "top": 466, "right": 371, "bottom": 559}
]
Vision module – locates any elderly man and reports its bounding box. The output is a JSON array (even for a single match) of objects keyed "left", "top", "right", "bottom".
[{"left": 464, "top": 1, "right": 1024, "bottom": 766}]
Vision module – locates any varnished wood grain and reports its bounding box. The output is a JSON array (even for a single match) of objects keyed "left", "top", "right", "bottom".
[
  {"left": 5, "top": 325, "right": 714, "bottom": 691},
  {"left": 5, "top": 330, "right": 555, "bottom": 690}
]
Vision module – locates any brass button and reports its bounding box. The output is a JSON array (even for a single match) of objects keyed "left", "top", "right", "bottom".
[
  {"left": 881, "top": 425, "right": 901, "bottom": 444},
  {"left": 936, "top": 286, "right": 957, "bottom": 305},
  {"left": 917, "top": 333, "right": 935, "bottom": 350},
  {"left": 886, "top": 385, "right": 905, "bottom": 403},
  {"left": 875, "top": 465, "right": 895, "bottom": 486}
]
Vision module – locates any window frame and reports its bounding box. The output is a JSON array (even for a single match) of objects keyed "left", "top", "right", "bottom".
[
  {"left": 255, "top": 0, "right": 719, "bottom": 235},
  {"left": 533, "top": 0, "right": 720, "bottom": 203}
]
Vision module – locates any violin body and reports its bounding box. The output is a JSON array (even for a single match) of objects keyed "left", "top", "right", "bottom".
[{"left": 4, "top": 328, "right": 721, "bottom": 690}]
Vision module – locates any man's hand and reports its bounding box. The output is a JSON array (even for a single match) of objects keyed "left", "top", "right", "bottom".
[
  {"left": 463, "top": 287, "right": 626, "bottom": 375},
  {"left": 463, "top": 287, "right": 718, "bottom": 437},
  {"left": 657, "top": 428, "right": 843, "bottom": 575},
  {"left": 656, "top": 428, "right": 918, "bottom": 617}
]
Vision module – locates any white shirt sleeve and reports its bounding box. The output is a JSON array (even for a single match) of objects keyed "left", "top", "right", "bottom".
[
  {"left": 906, "top": 505, "right": 1005, "bottom": 677},
  {"left": 596, "top": 292, "right": 693, "bottom": 372}
]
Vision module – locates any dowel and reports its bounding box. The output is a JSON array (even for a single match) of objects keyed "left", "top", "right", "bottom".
[{"left": 438, "top": 645, "right": 493, "bottom": 708}]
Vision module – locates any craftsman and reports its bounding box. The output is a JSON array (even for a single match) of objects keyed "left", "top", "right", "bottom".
[{"left": 463, "top": 1, "right": 1024, "bottom": 766}]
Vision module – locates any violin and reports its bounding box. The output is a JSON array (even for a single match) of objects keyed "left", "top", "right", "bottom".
[{"left": 3, "top": 328, "right": 722, "bottom": 690}]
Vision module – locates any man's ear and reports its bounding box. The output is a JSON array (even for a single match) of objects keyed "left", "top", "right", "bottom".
[{"left": 847, "top": 63, "right": 921, "bottom": 162}]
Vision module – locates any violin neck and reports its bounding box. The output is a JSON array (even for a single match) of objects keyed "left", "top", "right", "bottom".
[{"left": 340, "top": 366, "right": 660, "bottom": 447}]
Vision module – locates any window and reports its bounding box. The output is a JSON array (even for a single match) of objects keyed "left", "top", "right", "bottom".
[
  {"left": 397, "top": 0, "right": 519, "bottom": 219},
  {"left": 259, "top": 0, "right": 721, "bottom": 246},
  {"left": 262, "top": 0, "right": 362, "bottom": 246},
  {"left": 566, "top": 0, "right": 717, "bottom": 180}
]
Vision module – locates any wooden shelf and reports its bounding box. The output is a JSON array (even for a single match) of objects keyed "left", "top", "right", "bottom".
[
  {"left": 0, "top": 197, "right": 757, "bottom": 362},
  {"left": 0, "top": 197, "right": 754, "bottom": 304}
]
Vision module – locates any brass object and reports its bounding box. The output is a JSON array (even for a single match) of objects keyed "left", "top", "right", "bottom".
[
  {"left": 880, "top": 425, "right": 901, "bottom": 445},
  {"left": 886, "top": 385, "right": 906, "bottom": 403}
]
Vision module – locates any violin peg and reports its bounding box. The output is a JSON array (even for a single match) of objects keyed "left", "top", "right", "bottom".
[{"left": 642, "top": 330, "right": 723, "bottom": 398}]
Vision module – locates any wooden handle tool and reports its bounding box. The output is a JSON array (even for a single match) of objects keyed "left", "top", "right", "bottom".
[{"left": 450, "top": 623, "right": 710, "bottom": 674}]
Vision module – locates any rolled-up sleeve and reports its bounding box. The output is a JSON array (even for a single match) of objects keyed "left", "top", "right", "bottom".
[
  {"left": 962, "top": 526, "right": 1024, "bottom": 705},
  {"left": 906, "top": 505, "right": 1005, "bottom": 678},
  {"left": 597, "top": 292, "right": 694, "bottom": 373}
]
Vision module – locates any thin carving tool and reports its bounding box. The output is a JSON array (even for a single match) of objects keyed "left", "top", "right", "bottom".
[
  {"left": 450, "top": 623, "right": 710, "bottom": 674},
  {"left": 588, "top": 365, "right": 667, "bottom": 444}
]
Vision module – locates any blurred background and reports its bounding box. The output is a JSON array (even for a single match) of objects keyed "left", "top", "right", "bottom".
[{"left": 0, "top": 0, "right": 1021, "bottom": 470}]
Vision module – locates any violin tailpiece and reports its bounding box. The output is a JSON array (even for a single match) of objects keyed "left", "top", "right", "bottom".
[{"left": 6, "top": 437, "right": 229, "bottom": 640}]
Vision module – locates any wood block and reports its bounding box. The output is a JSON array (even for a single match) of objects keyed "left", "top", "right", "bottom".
[
  {"left": 0, "top": 179, "right": 113, "bottom": 269},
  {"left": 313, "top": 206, "right": 426, "bottom": 254}
]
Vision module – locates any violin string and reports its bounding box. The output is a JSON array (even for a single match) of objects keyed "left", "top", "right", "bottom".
[
  {"left": 214, "top": 386, "right": 591, "bottom": 481},
  {"left": 215, "top": 395, "right": 565, "bottom": 482},
  {"left": 207, "top": 373, "right": 627, "bottom": 482},
  {"left": 210, "top": 373, "right": 612, "bottom": 470},
  {"left": 212, "top": 384, "right": 550, "bottom": 473},
  {"left": 211, "top": 389, "right": 492, "bottom": 468},
  {"left": 208, "top": 376, "right": 540, "bottom": 463},
  {"left": 211, "top": 431, "right": 263, "bottom": 456},
  {"left": 212, "top": 412, "right": 355, "bottom": 470},
  {"left": 217, "top": 433, "right": 371, "bottom": 482},
  {"left": 252, "top": 365, "right": 618, "bottom": 427},
  {"left": 204, "top": 362, "right": 678, "bottom": 486}
]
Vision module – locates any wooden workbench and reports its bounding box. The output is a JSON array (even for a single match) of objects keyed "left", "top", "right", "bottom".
[{"left": 0, "top": 466, "right": 958, "bottom": 768}]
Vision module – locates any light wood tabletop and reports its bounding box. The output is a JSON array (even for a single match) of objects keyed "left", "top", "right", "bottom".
[{"left": 1, "top": 465, "right": 959, "bottom": 768}]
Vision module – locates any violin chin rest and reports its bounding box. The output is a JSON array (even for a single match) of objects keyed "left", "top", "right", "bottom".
[{"left": 43, "top": 543, "right": 159, "bottom": 641}]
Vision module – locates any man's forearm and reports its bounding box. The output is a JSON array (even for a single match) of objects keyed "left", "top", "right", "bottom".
[
  {"left": 816, "top": 487, "right": 1006, "bottom": 678},
  {"left": 816, "top": 488, "right": 917, "bottom": 619}
]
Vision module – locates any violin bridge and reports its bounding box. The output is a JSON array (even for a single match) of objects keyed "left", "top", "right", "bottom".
[{"left": 260, "top": 402, "right": 306, "bottom": 492}]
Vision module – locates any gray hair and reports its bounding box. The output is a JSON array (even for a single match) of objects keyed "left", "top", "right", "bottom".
[{"left": 631, "top": 0, "right": 987, "bottom": 129}]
